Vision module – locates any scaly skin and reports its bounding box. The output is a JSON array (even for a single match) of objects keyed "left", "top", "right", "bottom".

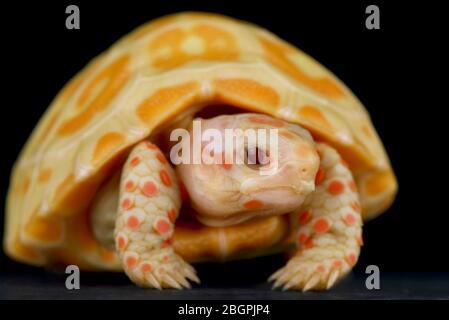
[
  {"left": 106, "top": 114, "right": 361, "bottom": 290},
  {"left": 269, "top": 143, "right": 363, "bottom": 291},
  {"left": 115, "top": 141, "right": 199, "bottom": 288}
]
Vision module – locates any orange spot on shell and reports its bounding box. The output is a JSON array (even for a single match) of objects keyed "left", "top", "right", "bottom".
[
  {"left": 24, "top": 215, "right": 64, "bottom": 243},
  {"left": 142, "top": 181, "right": 158, "bottom": 197},
  {"left": 92, "top": 132, "right": 125, "bottom": 163},
  {"left": 38, "top": 169, "right": 52, "bottom": 183},
  {"left": 298, "top": 210, "right": 312, "bottom": 225},
  {"left": 137, "top": 82, "right": 198, "bottom": 124},
  {"left": 155, "top": 219, "right": 171, "bottom": 235},
  {"left": 149, "top": 24, "right": 239, "bottom": 69},
  {"left": 58, "top": 55, "right": 130, "bottom": 136},
  {"left": 298, "top": 106, "right": 334, "bottom": 131},
  {"left": 244, "top": 199, "right": 263, "bottom": 209},
  {"left": 214, "top": 78, "right": 280, "bottom": 110},
  {"left": 313, "top": 218, "right": 331, "bottom": 233},
  {"left": 315, "top": 168, "right": 326, "bottom": 185},
  {"left": 259, "top": 36, "right": 344, "bottom": 97},
  {"left": 327, "top": 180, "right": 345, "bottom": 195},
  {"left": 159, "top": 170, "right": 171, "bottom": 187},
  {"left": 126, "top": 215, "right": 140, "bottom": 229}
]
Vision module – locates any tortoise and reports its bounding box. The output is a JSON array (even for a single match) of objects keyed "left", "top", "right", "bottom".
[{"left": 4, "top": 12, "right": 397, "bottom": 291}]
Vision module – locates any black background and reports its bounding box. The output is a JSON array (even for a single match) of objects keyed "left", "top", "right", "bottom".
[{"left": 0, "top": 0, "right": 447, "bottom": 296}]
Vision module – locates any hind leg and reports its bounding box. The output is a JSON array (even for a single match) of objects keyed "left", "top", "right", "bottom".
[
  {"left": 269, "top": 143, "right": 363, "bottom": 291},
  {"left": 115, "top": 141, "right": 199, "bottom": 289}
]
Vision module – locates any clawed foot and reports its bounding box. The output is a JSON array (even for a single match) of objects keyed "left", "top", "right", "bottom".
[
  {"left": 124, "top": 252, "right": 200, "bottom": 289},
  {"left": 268, "top": 249, "right": 357, "bottom": 291}
]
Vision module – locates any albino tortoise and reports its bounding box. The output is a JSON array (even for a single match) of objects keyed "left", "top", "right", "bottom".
[{"left": 4, "top": 12, "right": 397, "bottom": 290}]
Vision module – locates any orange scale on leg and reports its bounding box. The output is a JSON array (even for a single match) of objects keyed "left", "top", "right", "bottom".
[
  {"left": 121, "top": 198, "right": 133, "bottom": 210},
  {"left": 298, "top": 210, "right": 312, "bottom": 225},
  {"left": 298, "top": 233, "right": 309, "bottom": 244},
  {"left": 304, "top": 238, "right": 314, "bottom": 249},
  {"left": 351, "top": 201, "right": 361, "bottom": 212},
  {"left": 346, "top": 253, "right": 357, "bottom": 266},
  {"left": 156, "top": 153, "right": 167, "bottom": 164},
  {"left": 126, "top": 215, "right": 141, "bottom": 229},
  {"left": 332, "top": 260, "right": 342, "bottom": 268},
  {"left": 145, "top": 142, "right": 158, "bottom": 150},
  {"left": 161, "top": 237, "right": 173, "bottom": 248},
  {"left": 140, "top": 262, "right": 152, "bottom": 272},
  {"left": 116, "top": 235, "right": 127, "bottom": 250},
  {"left": 327, "top": 180, "right": 345, "bottom": 195},
  {"left": 356, "top": 234, "right": 364, "bottom": 246},
  {"left": 316, "top": 264, "right": 326, "bottom": 273},
  {"left": 167, "top": 209, "right": 177, "bottom": 223},
  {"left": 126, "top": 255, "right": 138, "bottom": 268},
  {"left": 142, "top": 181, "right": 158, "bottom": 197},
  {"left": 348, "top": 180, "right": 358, "bottom": 192},
  {"left": 130, "top": 156, "right": 141, "bottom": 167},
  {"left": 125, "top": 180, "right": 136, "bottom": 192},
  {"left": 343, "top": 213, "right": 356, "bottom": 226},
  {"left": 154, "top": 218, "right": 171, "bottom": 235},
  {"left": 315, "top": 168, "right": 326, "bottom": 185},
  {"left": 159, "top": 170, "right": 171, "bottom": 187},
  {"left": 313, "top": 218, "right": 331, "bottom": 233}
]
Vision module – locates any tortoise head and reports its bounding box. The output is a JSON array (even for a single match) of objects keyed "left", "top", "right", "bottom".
[{"left": 176, "top": 113, "right": 320, "bottom": 227}]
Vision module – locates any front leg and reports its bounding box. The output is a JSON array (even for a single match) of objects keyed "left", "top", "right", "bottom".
[
  {"left": 115, "top": 141, "right": 199, "bottom": 289},
  {"left": 270, "top": 143, "right": 363, "bottom": 291}
]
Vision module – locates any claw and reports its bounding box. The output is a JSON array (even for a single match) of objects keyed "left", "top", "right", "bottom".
[
  {"left": 326, "top": 269, "right": 340, "bottom": 289},
  {"left": 268, "top": 268, "right": 284, "bottom": 282},
  {"left": 172, "top": 270, "right": 192, "bottom": 288},
  {"left": 303, "top": 274, "right": 320, "bottom": 292},
  {"left": 144, "top": 272, "right": 162, "bottom": 290},
  {"left": 183, "top": 266, "right": 200, "bottom": 284},
  {"left": 163, "top": 274, "right": 182, "bottom": 289}
]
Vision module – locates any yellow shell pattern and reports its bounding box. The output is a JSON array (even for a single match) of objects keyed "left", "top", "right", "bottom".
[{"left": 4, "top": 12, "right": 397, "bottom": 270}]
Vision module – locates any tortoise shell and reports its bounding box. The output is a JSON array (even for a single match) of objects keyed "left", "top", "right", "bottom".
[{"left": 4, "top": 12, "right": 397, "bottom": 270}]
